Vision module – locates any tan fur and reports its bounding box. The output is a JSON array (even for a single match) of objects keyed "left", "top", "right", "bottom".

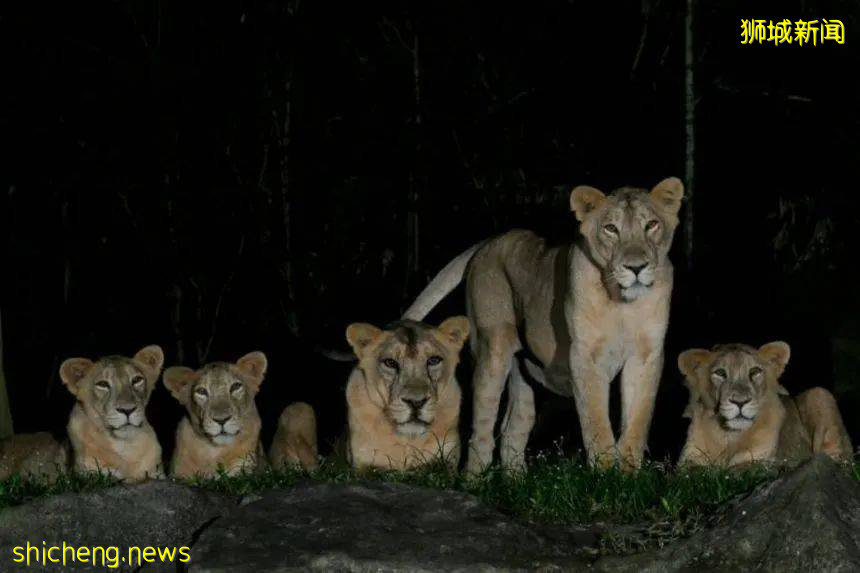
[
  {"left": 269, "top": 402, "right": 319, "bottom": 471},
  {"left": 0, "top": 433, "right": 69, "bottom": 481},
  {"left": 345, "top": 317, "right": 469, "bottom": 470},
  {"left": 405, "top": 178, "right": 683, "bottom": 472},
  {"left": 59, "top": 345, "right": 165, "bottom": 482},
  {"left": 795, "top": 387, "right": 854, "bottom": 461},
  {"left": 679, "top": 342, "right": 853, "bottom": 466},
  {"left": 164, "top": 352, "right": 268, "bottom": 479}
]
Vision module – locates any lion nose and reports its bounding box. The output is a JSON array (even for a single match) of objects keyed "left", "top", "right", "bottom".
[
  {"left": 116, "top": 406, "right": 137, "bottom": 416},
  {"left": 730, "top": 397, "right": 751, "bottom": 407},
  {"left": 213, "top": 415, "right": 232, "bottom": 425},
  {"left": 624, "top": 263, "right": 647, "bottom": 276},
  {"left": 402, "top": 397, "right": 428, "bottom": 411}
]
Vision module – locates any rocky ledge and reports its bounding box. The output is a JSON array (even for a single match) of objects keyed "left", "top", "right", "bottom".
[{"left": 0, "top": 454, "right": 857, "bottom": 572}]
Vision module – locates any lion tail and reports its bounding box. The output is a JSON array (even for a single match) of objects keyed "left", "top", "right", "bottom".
[
  {"left": 269, "top": 402, "right": 319, "bottom": 471},
  {"left": 402, "top": 241, "right": 485, "bottom": 321}
]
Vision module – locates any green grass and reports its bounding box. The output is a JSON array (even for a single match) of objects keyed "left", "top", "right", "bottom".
[
  {"left": 0, "top": 471, "right": 119, "bottom": 510},
  {"left": 2, "top": 452, "right": 855, "bottom": 543}
]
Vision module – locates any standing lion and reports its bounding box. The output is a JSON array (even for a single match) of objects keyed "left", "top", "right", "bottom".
[{"left": 403, "top": 178, "right": 683, "bottom": 472}]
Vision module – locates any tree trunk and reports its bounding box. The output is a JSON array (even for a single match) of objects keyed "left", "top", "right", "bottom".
[
  {"left": 683, "top": 0, "right": 695, "bottom": 269},
  {"left": 0, "top": 309, "right": 14, "bottom": 438},
  {"left": 403, "top": 26, "right": 422, "bottom": 302},
  {"left": 275, "top": 0, "right": 301, "bottom": 335}
]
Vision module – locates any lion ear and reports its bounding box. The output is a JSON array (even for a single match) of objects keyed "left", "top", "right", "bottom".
[
  {"left": 650, "top": 177, "right": 684, "bottom": 216},
  {"left": 346, "top": 323, "right": 383, "bottom": 359},
  {"left": 133, "top": 345, "right": 165, "bottom": 376},
  {"left": 569, "top": 185, "right": 606, "bottom": 222},
  {"left": 677, "top": 348, "right": 711, "bottom": 379},
  {"left": 758, "top": 341, "right": 790, "bottom": 377},
  {"left": 437, "top": 316, "right": 470, "bottom": 350},
  {"left": 163, "top": 366, "right": 196, "bottom": 404},
  {"left": 60, "top": 358, "right": 95, "bottom": 396},
  {"left": 236, "top": 351, "right": 268, "bottom": 393}
]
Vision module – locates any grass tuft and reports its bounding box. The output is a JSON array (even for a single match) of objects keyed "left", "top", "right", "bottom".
[{"left": 0, "top": 471, "right": 119, "bottom": 510}]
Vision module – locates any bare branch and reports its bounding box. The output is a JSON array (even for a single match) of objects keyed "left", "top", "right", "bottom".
[{"left": 200, "top": 235, "right": 246, "bottom": 363}]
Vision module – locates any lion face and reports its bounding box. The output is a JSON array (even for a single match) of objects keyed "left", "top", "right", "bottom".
[
  {"left": 346, "top": 317, "right": 469, "bottom": 438},
  {"left": 570, "top": 177, "right": 683, "bottom": 302},
  {"left": 678, "top": 342, "right": 791, "bottom": 431},
  {"left": 163, "top": 352, "right": 267, "bottom": 446},
  {"left": 60, "top": 346, "right": 164, "bottom": 435}
]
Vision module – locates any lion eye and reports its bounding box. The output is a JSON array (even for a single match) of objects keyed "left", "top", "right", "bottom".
[
  {"left": 95, "top": 380, "right": 111, "bottom": 390},
  {"left": 603, "top": 224, "right": 619, "bottom": 236},
  {"left": 230, "top": 382, "right": 243, "bottom": 393},
  {"left": 427, "top": 356, "right": 443, "bottom": 367},
  {"left": 131, "top": 375, "right": 145, "bottom": 388},
  {"left": 712, "top": 368, "right": 727, "bottom": 381},
  {"left": 194, "top": 387, "right": 209, "bottom": 399},
  {"left": 381, "top": 358, "right": 399, "bottom": 370},
  {"left": 749, "top": 367, "right": 763, "bottom": 380},
  {"left": 645, "top": 220, "right": 660, "bottom": 232}
]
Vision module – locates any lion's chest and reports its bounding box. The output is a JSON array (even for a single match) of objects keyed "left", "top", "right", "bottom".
[
  {"left": 567, "top": 304, "right": 629, "bottom": 378},
  {"left": 172, "top": 420, "right": 261, "bottom": 478},
  {"left": 351, "top": 427, "right": 457, "bottom": 470},
  {"left": 524, "top": 275, "right": 668, "bottom": 392},
  {"left": 570, "top": 287, "right": 668, "bottom": 374},
  {"left": 74, "top": 429, "right": 161, "bottom": 480}
]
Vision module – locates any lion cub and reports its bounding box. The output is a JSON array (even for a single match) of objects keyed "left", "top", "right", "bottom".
[
  {"left": 345, "top": 316, "right": 469, "bottom": 470},
  {"left": 678, "top": 342, "right": 853, "bottom": 467},
  {"left": 164, "top": 352, "right": 270, "bottom": 478},
  {"left": 59, "top": 345, "right": 165, "bottom": 482}
]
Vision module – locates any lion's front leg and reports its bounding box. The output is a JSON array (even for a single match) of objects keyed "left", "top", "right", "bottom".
[
  {"left": 727, "top": 438, "right": 778, "bottom": 467},
  {"left": 571, "top": 363, "right": 616, "bottom": 468},
  {"left": 617, "top": 350, "right": 663, "bottom": 471}
]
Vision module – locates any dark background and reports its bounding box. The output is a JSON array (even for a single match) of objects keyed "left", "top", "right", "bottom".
[{"left": 2, "top": 0, "right": 858, "bottom": 462}]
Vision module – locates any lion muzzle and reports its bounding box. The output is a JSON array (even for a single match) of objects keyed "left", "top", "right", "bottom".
[{"left": 719, "top": 395, "right": 759, "bottom": 430}]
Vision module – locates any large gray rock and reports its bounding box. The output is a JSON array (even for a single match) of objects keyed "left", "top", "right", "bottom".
[
  {"left": 594, "top": 454, "right": 860, "bottom": 572},
  {"left": 0, "top": 480, "right": 235, "bottom": 572},
  {"left": 189, "top": 481, "right": 596, "bottom": 572}
]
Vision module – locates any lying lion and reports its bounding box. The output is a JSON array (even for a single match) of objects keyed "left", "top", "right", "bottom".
[
  {"left": 0, "top": 432, "right": 69, "bottom": 482},
  {"left": 678, "top": 342, "right": 853, "bottom": 467},
  {"left": 60, "top": 345, "right": 166, "bottom": 481},
  {"left": 1, "top": 345, "right": 165, "bottom": 483},
  {"left": 345, "top": 317, "right": 469, "bottom": 470},
  {"left": 164, "top": 352, "right": 318, "bottom": 478},
  {"left": 164, "top": 352, "right": 270, "bottom": 478}
]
